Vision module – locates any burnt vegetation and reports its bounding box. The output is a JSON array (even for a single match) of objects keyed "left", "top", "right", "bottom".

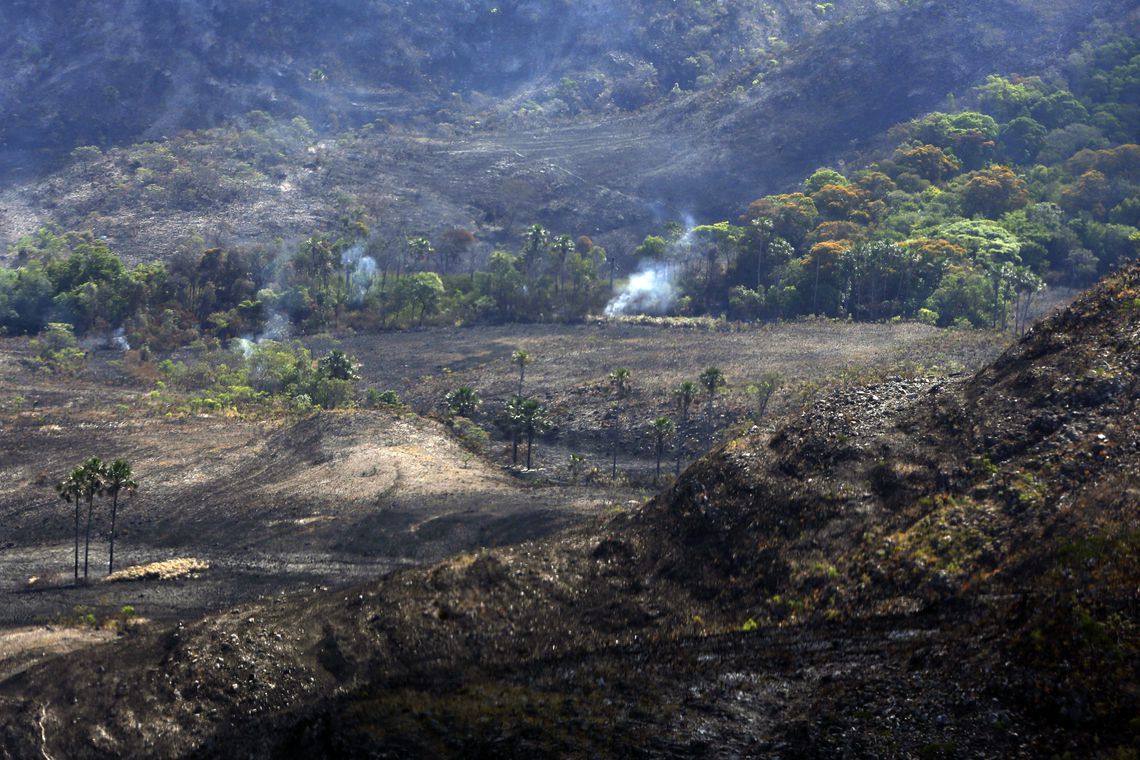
[{"left": 1, "top": 0, "right": 1139, "bottom": 757}]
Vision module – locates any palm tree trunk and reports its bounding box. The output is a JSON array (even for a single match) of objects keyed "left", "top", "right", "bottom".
[
  {"left": 108, "top": 493, "right": 119, "bottom": 574},
  {"left": 83, "top": 495, "right": 94, "bottom": 580},
  {"left": 655, "top": 441, "right": 663, "bottom": 485},
  {"left": 73, "top": 501, "right": 80, "bottom": 582}
]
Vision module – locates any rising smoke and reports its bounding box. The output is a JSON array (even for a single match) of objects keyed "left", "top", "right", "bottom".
[
  {"left": 341, "top": 243, "right": 378, "bottom": 306},
  {"left": 604, "top": 216, "right": 696, "bottom": 317}
]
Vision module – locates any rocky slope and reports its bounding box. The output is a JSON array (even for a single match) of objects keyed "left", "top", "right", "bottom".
[{"left": 1, "top": 264, "right": 1136, "bottom": 757}]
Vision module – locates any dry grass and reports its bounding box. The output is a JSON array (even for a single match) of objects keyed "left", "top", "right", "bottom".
[{"left": 103, "top": 558, "right": 209, "bottom": 583}]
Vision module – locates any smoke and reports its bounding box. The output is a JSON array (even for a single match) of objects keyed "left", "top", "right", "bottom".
[
  {"left": 79, "top": 328, "right": 131, "bottom": 352},
  {"left": 604, "top": 263, "right": 677, "bottom": 316},
  {"left": 231, "top": 337, "right": 255, "bottom": 359},
  {"left": 110, "top": 328, "right": 130, "bottom": 352},
  {"left": 604, "top": 214, "right": 697, "bottom": 317},
  {"left": 341, "top": 243, "right": 377, "bottom": 306}
]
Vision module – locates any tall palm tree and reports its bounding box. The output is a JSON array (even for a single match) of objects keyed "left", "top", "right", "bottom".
[
  {"left": 56, "top": 469, "right": 84, "bottom": 582},
  {"left": 699, "top": 366, "right": 726, "bottom": 445},
  {"left": 674, "top": 380, "right": 698, "bottom": 474},
  {"left": 500, "top": 396, "right": 527, "bottom": 465},
  {"left": 102, "top": 459, "right": 137, "bottom": 574},
  {"left": 511, "top": 349, "right": 531, "bottom": 396},
  {"left": 516, "top": 398, "right": 551, "bottom": 470},
  {"left": 78, "top": 457, "right": 105, "bottom": 581},
  {"left": 674, "top": 380, "right": 697, "bottom": 423},
  {"left": 650, "top": 416, "right": 675, "bottom": 486}
]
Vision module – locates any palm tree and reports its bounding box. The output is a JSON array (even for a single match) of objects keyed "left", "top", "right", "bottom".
[
  {"left": 56, "top": 469, "right": 84, "bottom": 582},
  {"left": 550, "top": 234, "right": 574, "bottom": 294},
  {"left": 674, "top": 380, "right": 697, "bottom": 423},
  {"left": 650, "top": 416, "right": 675, "bottom": 486},
  {"left": 499, "top": 396, "right": 527, "bottom": 465},
  {"left": 102, "top": 459, "right": 137, "bottom": 574},
  {"left": 77, "top": 457, "right": 105, "bottom": 581},
  {"left": 699, "top": 366, "right": 726, "bottom": 444},
  {"left": 674, "top": 380, "right": 698, "bottom": 474},
  {"left": 609, "top": 367, "right": 632, "bottom": 398},
  {"left": 516, "top": 397, "right": 551, "bottom": 470},
  {"left": 445, "top": 386, "right": 481, "bottom": 417},
  {"left": 522, "top": 224, "right": 548, "bottom": 278},
  {"left": 511, "top": 349, "right": 532, "bottom": 396}
]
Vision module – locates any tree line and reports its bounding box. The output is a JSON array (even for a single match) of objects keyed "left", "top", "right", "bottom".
[{"left": 3, "top": 36, "right": 1136, "bottom": 354}]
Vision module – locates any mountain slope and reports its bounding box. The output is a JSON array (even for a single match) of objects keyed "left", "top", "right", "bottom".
[
  {"left": 2, "top": 264, "right": 1136, "bottom": 757},
  {"left": 2, "top": 0, "right": 1137, "bottom": 262}
]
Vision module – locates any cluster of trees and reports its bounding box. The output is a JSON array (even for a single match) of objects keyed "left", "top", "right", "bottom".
[
  {"left": 55, "top": 458, "right": 137, "bottom": 582},
  {"left": 441, "top": 352, "right": 754, "bottom": 485},
  {"left": 154, "top": 343, "right": 363, "bottom": 413},
  {"left": 620, "top": 36, "right": 1140, "bottom": 328},
  {"left": 0, "top": 220, "right": 611, "bottom": 352}
]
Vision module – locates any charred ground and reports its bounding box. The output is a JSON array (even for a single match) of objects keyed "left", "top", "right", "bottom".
[{"left": 1, "top": 265, "right": 1135, "bottom": 757}]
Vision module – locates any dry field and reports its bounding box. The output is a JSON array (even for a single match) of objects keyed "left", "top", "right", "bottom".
[
  {"left": 0, "top": 319, "right": 1011, "bottom": 645},
  {"left": 332, "top": 318, "right": 1010, "bottom": 475}
]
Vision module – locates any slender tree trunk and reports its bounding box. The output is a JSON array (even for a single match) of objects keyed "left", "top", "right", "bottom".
[
  {"left": 83, "top": 495, "right": 94, "bottom": 581},
  {"left": 526, "top": 430, "right": 534, "bottom": 469},
  {"left": 655, "top": 440, "right": 663, "bottom": 486},
  {"left": 707, "top": 394, "right": 716, "bottom": 447},
  {"left": 511, "top": 433, "right": 519, "bottom": 465},
  {"left": 108, "top": 493, "right": 119, "bottom": 574},
  {"left": 611, "top": 424, "right": 619, "bottom": 479},
  {"left": 73, "top": 501, "right": 80, "bottom": 583}
]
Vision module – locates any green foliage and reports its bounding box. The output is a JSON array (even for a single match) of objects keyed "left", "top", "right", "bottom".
[
  {"left": 28, "top": 323, "right": 86, "bottom": 374},
  {"left": 367, "top": 389, "right": 403, "bottom": 408},
  {"left": 445, "top": 386, "right": 481, "bottom": 417},
  {"left": 609, "top": 367, "right": 632, "bottom": 398}
]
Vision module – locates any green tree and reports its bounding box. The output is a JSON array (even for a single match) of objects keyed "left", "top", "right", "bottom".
[
  {"left": 549, "top": 234, "right": 574, "bottom": 294},
  {"left": 512, "top": 349, "right": 532, "bottom": 396},
  {"left": 318, "top": 350, "right": 361, "bottom": 381},
  {"left": 522, "top": 224, "right": 548, "bottom": 278},
  {"left": 673, "top": 379, "right": 698, "bottom": 474},
  {"left": 508, "top": 397, "right": 551, "bottom": 470},
  {"left": 396, "top": 272, "right": 445, "bottom": 326},
  {"left": 748, "top": 373, "right": 781, "bottom": 421},
  {"left": 445, "top": 386, "right": 481, "bottom": 417},
  {"left": 28, "top": 323, "right": 86, "bottom": 375},
  {"left": 407, "top": 236, "right": 435, "bottom": 271},
  {"left": 77, "top": 457, "right": 105, "bottom": 581},
  {"left": 609, "top": 367, "right": 632, "bottom": 398},
  {"left": 699, "top": 366, "right": 726, "bottom": 443},
  {"left": 649, "top": 416, "right": 675, "bottom": 485},
  {"left": 102, "top": 459, "right": 137, "bottom": 574},
  {"left": 499, "top": 396, "right": 526, "bottom": 465}
]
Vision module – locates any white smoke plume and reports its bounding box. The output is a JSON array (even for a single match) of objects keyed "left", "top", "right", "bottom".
[
  {"left": 110, "top": 328, "right": 130, "bottom": 352},
  {"left": 604, "top": 215, "right": 697, "bottom": 317},
  {"left": 341, "top": 243, "right": 377, "bottom": 306},
  {"left": 604, "top": 264, "right": 677, "bottom": 316}
]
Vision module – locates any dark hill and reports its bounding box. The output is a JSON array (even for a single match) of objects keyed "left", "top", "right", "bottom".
[
  {"left": 3, "top": 0, "right": 1136, "bottom": 262},
  {"left": 2, "top": 264, "right": 1137, "bottom": 756},
  {"left": 0, "top": 0, "right": 899, "bottom": 172}
]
